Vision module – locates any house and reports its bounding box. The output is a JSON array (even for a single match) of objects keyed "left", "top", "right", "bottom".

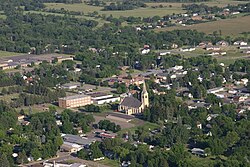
[
  {"left": 179, "top": 47, "right": 196, "bottom": 52},
  {"left": 191, "top": 148, "right": 207, "bottom": 157},
  {"left": 171, "top": 43, "right": 178, "bottom": 49},
  {"left": 159, "top": 51, "right": 171, "bottom": 56},
  {"left": 98, "top": 132, "right": 116, "bottom": 139},
  {"left": 232, "top": 11, "right": 240, "bottom": 15},
  {"left": 62, "top": 134, "right": 95, "bottom": 147},
  {"left": 141, "top": 45, "right": 150, "bottom": 55},
  {"left": 196, "top": 122, "right": 202, "bottom": 129},
  {"left": 234, "top": 41, "right": 247, "bottom": 46},
  {"left": 44, "top": 162, "right": 86, "bottom": 167},
  {"left": 205, "top": 45, "right": 221, "bottom": 51},
  {"left": 191, "top": 16, "right": 202, "bottom": 20},
  {"left": 118, "top": 82, "right": 149, "bottom": 115},
  {"left": 216, "top": 41, "right": 229, "bottom": 46},
  {"left": 61, "top": 142, "right": 82, "bottom": 153},
  {"left": 135, "top": 27, "right": 142, "bottom": 31},
  {"left": 233, "top": 96, "right": 248, "bottom": 103},
  {"left": 207, "top": 87, "right": 225, "bottom": 94},
  {"left": 61, "top": 82, "right": 81, "bottom": 90},
  {"left": 242, "top": 50, "right": 250, "bottom": 54},
  {"left": 239, "top": 46, "right": 250, "bottom": 50},
  {"left": 207, "top": 114, "right": 219, "bottom": 121},
  {"left": 198, "top": 41, "right": 212, "bottom": 48}
]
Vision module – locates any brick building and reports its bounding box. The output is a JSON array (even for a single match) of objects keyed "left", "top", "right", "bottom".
[{"left": 58, "top": 94, "right": 92, "bottom": 108}]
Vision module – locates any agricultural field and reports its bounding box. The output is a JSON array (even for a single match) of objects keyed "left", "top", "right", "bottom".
[
  {"left": 45, "top": 2, "right": 185, "bottom": 18},
  {"left": 157, "top": 15, "right": 250, "bottom": 36}
]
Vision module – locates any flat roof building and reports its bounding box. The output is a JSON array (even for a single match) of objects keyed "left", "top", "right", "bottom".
[{"left": 58, "top": 94, "right": 92, "bottom": 108}]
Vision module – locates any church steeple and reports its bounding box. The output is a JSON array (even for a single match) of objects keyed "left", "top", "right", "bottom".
[{"left": 141, "top": 81, "right": 149, "bottom": 108}]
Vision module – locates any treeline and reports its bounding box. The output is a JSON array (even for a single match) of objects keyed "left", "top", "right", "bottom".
[
  {"left": 0, "top": 0, "right": 81, "bottom": 11},
  {"left": 183, "top": 3, "right": 250, "bottom": 14},
  {"left": 9, "top": 87, "right": 66, "bottom": 108},
  {"left": 60, "top": 109, "right": 95, "bottom": 134},
  {"left": 142, "top": 0, "right": 211, "bottom": 2},
  {"left": 98, "top": 120, "right": 121, "bottom": 133},
  {"left": 0, "top": 72, "right": 24, "bottom": 87},
  {"left": 0, "top": 102, "right": 63, "bottom": 165},
  {"left": 0, "top": 0, "right": 222, "bottom": 55},
  {"left": 103, "top": 0, "right": 147, "bottom": 11}
]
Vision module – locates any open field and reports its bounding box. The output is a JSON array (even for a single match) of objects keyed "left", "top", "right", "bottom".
[
  {"left": 0, "top": 93, "right": 19, "bottom": 103},
  {"left": 45, "top": 2, "right": 185, "bottom": 18},
  {"left": 157, "top": 15, "right": 250, "bottom": 36}
]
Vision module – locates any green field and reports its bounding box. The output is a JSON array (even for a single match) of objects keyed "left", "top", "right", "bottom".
[
  {"left": 45, "top": 0, "right": 248, "bottom": 18},
  {"left": 157, "top": 15, "right": 250, "bottom": 36},
  {"left": 45, "top": 2, "right": 185, "bottom": 18}
]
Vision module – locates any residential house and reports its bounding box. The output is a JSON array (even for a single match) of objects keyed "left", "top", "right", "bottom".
[
  {"left": 62, "top": 134, "right": 95, "bottom": 148},
  {"left": 191, "top": 148, "right": 207, "bottom": 157},
  {"left": 61, "top": 142, "right": 82, "bottom": 153},
  {"left": 234, "top": 41, "right": 247, "bottom": 46},
  {"left": 207, "top": 87, "right": 225, "bottom": 94},
  {"left": 233, "top": 96, "right": 248, "bottom": 103},
  {"left": 239, "top": 46, "right": 250, "bottom": 50},
  {"left": 216, "top": 41, "right": 229, "bottom": 47},
  {"left": 205, "top": 45, "right": 221, "bottom": 51},
  {"left": 61, "top": 82, "right": 81, "bottom": 90}
]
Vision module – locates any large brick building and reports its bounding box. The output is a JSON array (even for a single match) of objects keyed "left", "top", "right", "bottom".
[{"left": 58, "top": 94, "right": 92, "bottom": 108}]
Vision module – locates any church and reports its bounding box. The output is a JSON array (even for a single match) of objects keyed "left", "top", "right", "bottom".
[{"left": 118, "top": 81, "right": 149, "bottom": 115}]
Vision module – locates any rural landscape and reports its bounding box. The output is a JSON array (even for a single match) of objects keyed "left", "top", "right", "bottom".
[{"left": 0, "top": 0, "right": 250, "bottom": 167}]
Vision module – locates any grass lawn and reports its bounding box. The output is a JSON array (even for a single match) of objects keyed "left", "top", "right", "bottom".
[
  {"left": 98, "top": 158, "right": 120, "bottom": 167},
  {"left": 0, "top": 93, "right": 19, "bottom": 103},
  {"left": 118, "top": 120, "right": 160, "bottom": 135},
  {"left": 45, "top": 2, "right": 185, "bottom": 18},
  {"left": 156, "top": 15, "right": 250, "bottom": 36},
  {"left": 0, "top": 51, "right": 22, "bottom": 57}
]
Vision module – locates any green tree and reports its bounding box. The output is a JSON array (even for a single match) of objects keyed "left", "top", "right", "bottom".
[
  {"left": 0, "top": 154, "right": 10, "bottom": 167},
  {"left": 31, "top": 148, "right": 42, "bottom": 160}
]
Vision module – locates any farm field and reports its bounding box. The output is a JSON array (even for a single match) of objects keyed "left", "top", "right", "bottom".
[
  {"left": 45, "top": 2, "right": 185, "bottom": 18},
  {"left": 157, "top": 15, "right": 250, "bottom": 36}
]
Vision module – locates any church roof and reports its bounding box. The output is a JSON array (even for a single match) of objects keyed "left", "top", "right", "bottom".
[{"left": 120, "top": 96, "right": 142, "bottom": 108}]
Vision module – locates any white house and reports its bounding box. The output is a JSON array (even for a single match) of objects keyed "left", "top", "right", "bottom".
[
  {"left": 207, "top": 87, "right": 225, "bottom": 94},
  {"left": 234, "top": 41, "right": 247, "bottom": 46},
  {"left": 141, "top": 48, "right": 150, "bottom": 54}
]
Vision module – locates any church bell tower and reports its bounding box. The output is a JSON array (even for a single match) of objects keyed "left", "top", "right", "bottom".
[{"left": 141, "top": 81, "right": 149, "bottom": 108}]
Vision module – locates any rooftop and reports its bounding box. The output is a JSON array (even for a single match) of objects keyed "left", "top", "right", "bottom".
[
  {"left": 62, "top": 134, "right": 95, "bottom": 146},
  {"left": 59, "top": 94, "right": 90, "bottom": 100},
  {"left": 120, "top": 96, "right": 142, "bottom": 108}
]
